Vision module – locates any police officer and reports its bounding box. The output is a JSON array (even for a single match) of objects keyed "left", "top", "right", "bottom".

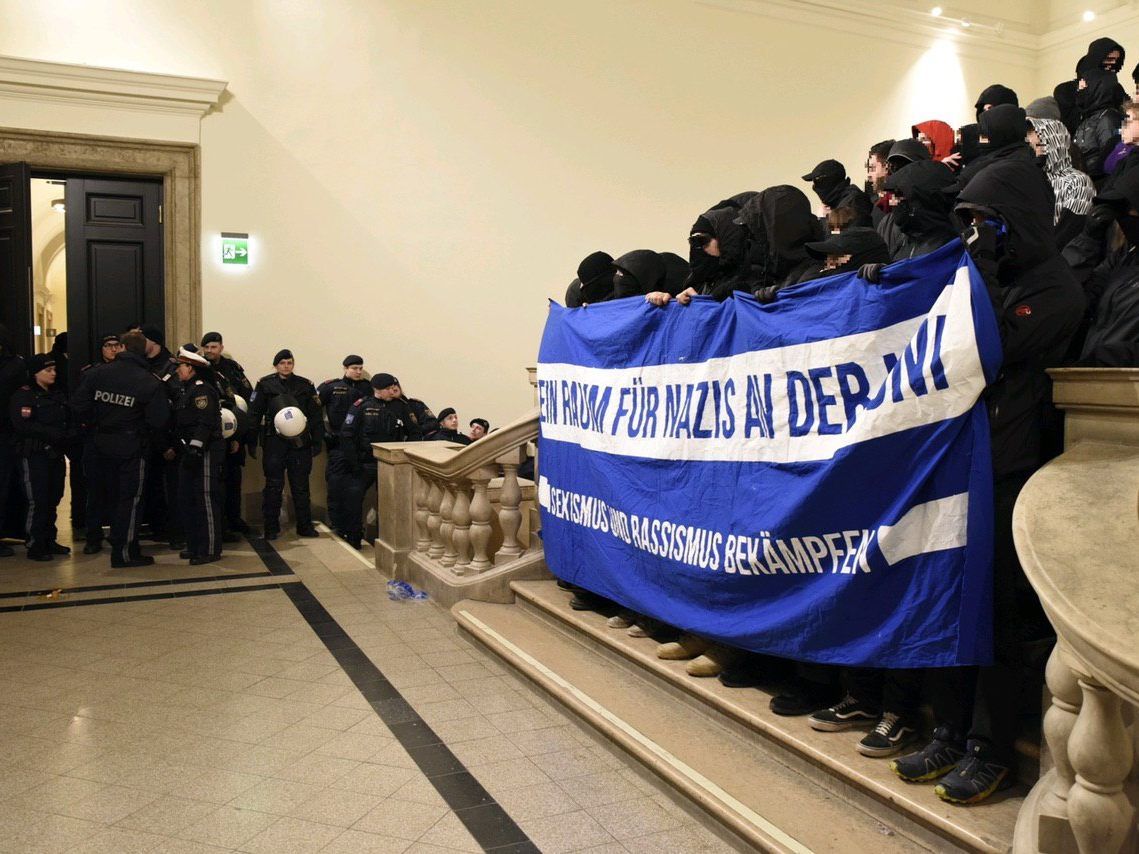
[
  {"left": 398, "top": 386, "right": 438, "bottom": 437},
  {"left": 248, "top": 349, "right": 323, "bottom": 540},
  {"left": 73, "top": 332, "right": 123, "bottom": 553},
  {"left": 429, "top": 408, "right": 472, "bottom": 444},
  {"left": 173, "top": 348, "right": 225, "bottom": 565},
  {"left": 318, "top": 354, "right": 372, "bottom": 538},
  {"left": 200, "top": 331, "right": 254, "bottom": 535},
  {"left": 72, "top": 331, "right": 170, "bottom": 568},
  {"left": 9, "top": 354, "right": 71, "bottom": 561},
  {"left": 0, "top": 324, "right": 26, "bottom": 558},
  {"left": 139, "top": 324, "right": 182, "bottom": 548},
  {"left": 339, "top": 373, "right": 421, "bottom": 549}
]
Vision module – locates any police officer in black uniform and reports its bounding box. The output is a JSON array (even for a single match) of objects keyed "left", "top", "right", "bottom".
[
  {"left": 139, "top": 324, "right": 182, "bottom": 548},
  {"left": 338, "top": 373, "right": 421, "bottom": 549},
  {"left": 399, "top": 387, "right": 439, "bottom": 437},
  {"left": 200, "top": 331, "right": 254, "bottom": 535},
  {"left": 9, "top": 354, "right": 71, "bottom": 561},
  {"left": 429, "top": 408, "right": 472, "bottom": 444},
  {"left": 0, "top": 324, "right": 26, "bottom": 557},
  {"left": 319, "top": 354, "right": 372, "bottom": 538},
  {"left": 73, "top": 330, "right": 171, "bottom": 568},
  {"left": 248, "top": 349, "right": 323, "bottom": 540},
  {"left": 173, "top": 348, "right": 225, "bottom": 565},
  {"left": 73, "top": 332, "right": 124, "bottom": 553}
]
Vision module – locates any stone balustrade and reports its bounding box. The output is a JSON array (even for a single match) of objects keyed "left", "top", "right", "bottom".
[
  {"left": 371, "top": 407, "right": 549, "bottom": 607},
  {"left": 1014, "top": 369, "right": 1139, "bottom": 854}
]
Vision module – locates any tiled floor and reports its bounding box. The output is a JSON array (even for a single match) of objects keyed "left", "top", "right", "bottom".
[{"left": 0, "top": 524, "right": 733, "bottom": 853}]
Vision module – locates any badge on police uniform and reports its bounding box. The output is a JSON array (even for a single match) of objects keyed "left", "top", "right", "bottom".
[{"left": 195, "top": 396, "right": 208, "bottom": 409}]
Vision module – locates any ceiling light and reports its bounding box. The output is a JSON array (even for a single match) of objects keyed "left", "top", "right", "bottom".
[
  {"left": 960, "top": 18, "right": 971, "bottom": 27},
  {"left": 50, "top": 198, "right": 65, "bottom": 213},
  {"left": 931, "top": 6, "right": 943, "bottom": 16},
  {"left": 1083, "top": 10, "right": 1096, "bottom": 22}
]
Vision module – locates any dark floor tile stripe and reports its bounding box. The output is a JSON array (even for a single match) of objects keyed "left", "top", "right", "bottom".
[
  {"left": 245, "top": 535, "right": 300, "bottom": 575},
  {"left": 0, "top": 569, "right": 278, "bottom": 600},
  {"left": 261, "top": 550, "right": 533, "bottom": 852},
  {"left": 0, "top": 582, "right": 286, "bottom": 612}
]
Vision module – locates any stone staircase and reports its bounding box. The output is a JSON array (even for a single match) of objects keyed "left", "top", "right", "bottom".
[{"left": 455, "top": 579, "right": 1025, "bottom": 853}]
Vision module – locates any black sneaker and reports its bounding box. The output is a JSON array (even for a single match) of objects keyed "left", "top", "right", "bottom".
[
  {"left": 857, "top": 712, "right": 919, "bottom": 757},
  {"left": 891, "top": 727, "right": 965, "bottom": 783},
  {"left": 569, "top": 591, "right": 605, "bottom": 611},
  {"left": 770, "top": 681, "right": 840, "bottom": 716},
  {"left": 808, "top": 694, "right": 881, "bottom": 732},
  {"left": 556, "top": 579, "right": 577, "bottom": 591},
  {"left": 934, "top": 742, "right": 1013, "bottom": 804},
  {"left": 297, "top": 526, "right": 320, "bottom": 538}
]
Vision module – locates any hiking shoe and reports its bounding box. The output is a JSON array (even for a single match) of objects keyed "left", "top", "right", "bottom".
[
  {"left": 607, "top": 611, "right": 634, "bottom": 629},
  {"left": 891, "top": 727, "right": 966, "bottom": 783},
  {"left": 857, "top": 712, "right": 919, "bottom": 757},
  {"left": 808, "top": 694, "right": 881, "bottom": 732},
  {"left": 934, "top": 742, "right": 1013, "bottom": 804},
  {"left": 657, "top": 634, "right": 709, "bottom": 661}
]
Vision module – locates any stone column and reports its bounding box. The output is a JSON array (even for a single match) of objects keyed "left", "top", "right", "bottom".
[
  {"left": 372, "top": 443, "right": 416, "bottom": 578},
  {"left": 439, "top": 482, "right": 457, "bottom": 568},
  {"left": 426, "top": 478, "right": 444, "bottom": 560},
  {"left": 468, "top": 466, "right": 496, "bottom": 572},
  {"left": 451, "top": 483, "right": 472, "bottom": 574},
  {"left": 495, "top": 451, "right": 524, "bottom": 565},
  {"left": 1068, "top": 676, "right": 1135, "bottom": 853}
]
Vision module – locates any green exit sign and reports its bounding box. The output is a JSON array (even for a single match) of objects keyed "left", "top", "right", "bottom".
[{"left": 221, "top": 232, "right": 249, "bottom": 265}]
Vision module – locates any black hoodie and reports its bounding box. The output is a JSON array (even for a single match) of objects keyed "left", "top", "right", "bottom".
[
  {"left": 684, "top": 208, "right": 752, "bottom": 301},
  {"left": 659, "top": 252, "right": 691, "bottom": 296},
  {"left": 953, "top": 105, "right": 1041, "bottom": 192},
  {"left": 1073, "top": 69, "right": 1127, "bottom": 181},
  {"left": 955, "top": 158, "right": 1086, "bottom": 477},
  {"left": 734, "top": 186, "right": 821, "bottom": 298},
  {"left": 803, "top": 163, "right": 873, "bottom": 226},
  {"left": 974, "top": 84, "right": 1018, "bottom": 122},
  {"left": 956, "top": 123, "right": 984, "bottom": 167},
  {"left": 882, "top": 161, "right": 958, "bottom": 261},
  {"left": 798, "top": 227, "right": 890, "bottom": 283},
  {"left": 610, "top": 250, "right": 666, "bottom": 299}
]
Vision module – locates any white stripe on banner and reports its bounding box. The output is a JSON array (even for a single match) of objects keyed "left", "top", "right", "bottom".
[
  {"left": 876, "top": 493, "right": 969, "bottom": 566},
  {"left": 538, "top": 265, "right": 983, "bottom": 464}
]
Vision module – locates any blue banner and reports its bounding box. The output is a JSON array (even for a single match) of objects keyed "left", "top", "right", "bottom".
[{"left": 537, "top": 242, "right": 1003, "bottom": 668}]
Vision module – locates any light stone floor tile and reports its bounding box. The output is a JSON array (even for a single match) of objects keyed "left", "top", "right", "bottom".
[
  {"left": 329, "top": 762, "right": 419, "bottom": 797},
  {"left": 491, "top": 779, "right": 584, "bottom": 822},
  {"left": 238, "top": 815, "right": 345, "bottom": 853},
  {"left": 351, "top": 798, "right": 450, "bottom": 840},
  {"left": 319, "top": 828, "right": 413, "bottom": 853},
  {"left": 517, "top": 809, "right": 618, "bottom": 853},
  {"left": 415, "top": 811, "right": 481, "bottom": 852},
  {"left": 286, "top": 786, "right": 386, "bottom": 827},
  {"left": 227, "top": 777, "right": 323, "bottom": 815},
  {"left": 586, "top": 796, "right": 688, "bottom": 841},
  {"left": 67, "top": 826, "right": 168, "bottom": 854},
  {"left": 620, "top": 824, "right": 736, "bottom": 853},
  {"left": 177, "top": 803, "right": 278, "bottom": 848},
  {"left": 114, "top": 795, "right": 221, "bottom": 835}
]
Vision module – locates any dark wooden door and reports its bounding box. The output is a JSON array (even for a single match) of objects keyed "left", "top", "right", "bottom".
[
  {"left": 65, "top": 176, "right": 164, "bottom": 378},
  {"left": 0, "top": 162, "right": 33, "bottom": 357}
]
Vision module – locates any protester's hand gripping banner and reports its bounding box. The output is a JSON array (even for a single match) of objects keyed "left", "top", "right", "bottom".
[{"left": 537, "top": 242, "right": 1003, "bottom": 668}]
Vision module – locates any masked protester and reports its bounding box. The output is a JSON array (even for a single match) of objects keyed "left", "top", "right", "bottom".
[
  {"left": 881, "top": 160, "right": 958, "bottom": 261},
  {"left": 1056, "top": 38, "right": 1127, "bottom": 133},
  {"left": 973, "top": 83, "right": 1018, "bottom": 122},
  {"left": 954, "top": 124, "right": 984, "bottom": 170},
  {"left": 913, "top": 120, "right": 960, "bottom": 170},
  {"left": 656, "top": 207, "right": 752, "bottom": 304},
  {"left": 735, "top": 186, "right": 820, "bottom": 303},
  {"left": 954, "top": 105, "right": 1039, "bottom": 192},
  {"left": 1073, "top": 68, "right": 1128, "bottom": 184},
  {"left": 797, "top": 227, "right": 890, "bottom": 283},
  {"left": 886, "top": 156, "right": 1085, "bottom": 806},
  {"left": 659, "top": 251, "right": 691, "bottom": 296},
  {"left": 1062, "top": 168, "right": 1139, "bottom": 367},
  {"left": 569, "top": 251, "right": 615, "bottom": 307},
  {"left": 1028, "top": 117, "right": 1095, "bottom": 244},
  {"left": 607, "top": 250, "right": 666, "bottom": 300},
  {"left": 801, "top": 160, "right": 873, "bottom": 226}
]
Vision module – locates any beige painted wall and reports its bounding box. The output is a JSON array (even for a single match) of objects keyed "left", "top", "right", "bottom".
[{"left": 0, "top": 0, "right": 1057, "bottom": 427}]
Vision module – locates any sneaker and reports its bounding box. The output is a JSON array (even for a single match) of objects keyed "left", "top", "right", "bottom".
[
  {"left": 857, "top": 712, "right": 920, "bottom": 757},
  {"left": 770, "top": 681, "right": 840, "bottom": 715},
  {"left": 607, "top": 611, "right": 634, "bottom": 629},
  {"left": 934, "top": 742, "right": 1013, "bottom": 804},
  {"left": 891, "top": 727, "right": 965, "bottom": 783},
  {"left": 657, "top": 634, "right": 709, "bottom": 661},
  {"left": 808, "top": 694, "right": 881, "bottom": 732},
  {"left": 569, "top": 591, "right": 603, "bottom": 611}
]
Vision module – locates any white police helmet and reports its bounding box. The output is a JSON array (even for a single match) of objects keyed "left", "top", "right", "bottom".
[
  {"left": 233, "top": 394, "right": 248, "bottom": 413},
  {"left": 273, "top": 406, "right": 307, "bottom": 437},
  {"left": 219, "top": 408, "right": 238, "bottom": 439}
]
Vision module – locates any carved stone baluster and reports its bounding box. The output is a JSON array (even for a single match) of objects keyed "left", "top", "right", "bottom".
[
  {"left": 1042, "top": 645, "right": 1082, "bottom": 815},
  {"left": 413, "top": 472, "right": 430, "bottom": 553},
  {"left": 426, "top": 478, "right": 444, "bottom": 559},
  {"left": 438, "top": 482, "right": 457, "bottom": 568},
  {"left": 468, "top": 468, "right": 494, "bottom": 572},
  {"left": 495, "top": 461, "right": 524, "bottom": 564},
  {"left": 451, "top": 483, "right": 472, "bottom": 574},
  {"left": 1067, "top": 676, "right": 1135, "bottom": 854}
]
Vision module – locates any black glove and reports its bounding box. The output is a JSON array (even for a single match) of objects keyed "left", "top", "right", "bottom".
[
  {"left": 961, "top": 223, "right": 999, "bottom": 262},
  {"left": 857, "top": 263, "right": 884, "bottom": 284},
  {"left": 753, "top": 285, "right": 779, "bottom": 304},
  {"left": 1084, "top": 203, "right": 1118, "bottom": 241}
]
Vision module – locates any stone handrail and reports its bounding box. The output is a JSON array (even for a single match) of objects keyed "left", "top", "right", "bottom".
[
  {"left": 1013, "top": 368, "right": 1139, "bottom": 854},
  {"left": 371, "top": 407, "right": 544, "bottom": 605}
]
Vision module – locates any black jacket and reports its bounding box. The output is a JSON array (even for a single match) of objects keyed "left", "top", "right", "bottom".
[
  {"left": 957, "top": 159, "right": 1086, "bottom": 478},
  {"left": 734, "top": 186, "right": 820, "bottom": 299},
  {"left": 684, "top": 207, "right": 755, "bottom": 300},
  {"left": 72, "top": 351, "right": 171, "bottom": 459},
  {"left": 0, "top": 351, "right": 25, "bottom": 443},
  {"left": 430, "top": 427, "right": 472, "bottom": 445},
  {"left": 882, "top": 160, "right": 959, "bottom": 262},
  {"left": 318, "top": 376, "right": 372, "bottom": 436},
  {"left": 340, "top": 396, "right": 422, "bottom": 466},
  {"left": 174, "top": 378, "right": 223, "bottom": 453},
  {"left": 9, "top": 383, "right": 70, "bottom": 457},
  {"left": 249, "top": 372, "right": 324, "bottom": 447},
  {"left": 213, "top": 354, "right": 253, "bottom": 399},
  {"left": 611, "top": 250, "right": 666, "bottom": 299},
  {"left": 1074, "top": 70, "right": 1126, "bottom": 182}
]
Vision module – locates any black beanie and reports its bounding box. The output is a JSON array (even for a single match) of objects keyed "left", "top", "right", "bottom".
[
  {"left": 371, "top": 372, "right": 398, "bottom": 389},
  {"left": 342, "top": 354, "right": 363, "bottom": 367},
  {"left": 273, "top": 349, "right": 293, "bottom": 365},
  {"left": 437, "top": 407, "right": 456, "bottom": 422},
  {"left": 140, "top": 323, "right": 164, "bottom": 346},
  {"left": 27, "top": 353, "right": 56, "bottom": 376},
  {"left": 99, "top": 332, "right": 121, "bottom": 347},
  {"left": 200, "top": 331, "right": 223, "bottom": 347},
  {"left": 470, "top": 418, "right": 489, "bottom": 432}
]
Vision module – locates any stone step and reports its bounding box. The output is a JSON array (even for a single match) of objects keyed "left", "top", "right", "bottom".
[
  {"left": 500, "top": 579, "right": 1023, "bottom": 853},
  {"left": 453, "top": 597, "right": 939, "bottom": 853}
]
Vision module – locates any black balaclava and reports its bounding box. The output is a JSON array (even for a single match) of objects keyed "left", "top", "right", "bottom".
[
  {"left": 979, "top": 104, "right": 1030, "bottom": 152},
  {"left": 577, "top": 251, "right": 616, "bottom": 303},
  {"left": 1077, "top": 68, "right": 1127, "bottom": 118},
  {"left": 955, "top": 157, "right": 1057, "bottom": 281},
  {"left": 883, "top": 161, "right": 957, "bottom": 238},
  {"left": 956, "top": 124, "right": 983, "bottom": 166},
  {"left": 1085, "top": 37, "right": 1126, "bottom": 74},
  {"left": 801, "top": 160, "right": 850, "bottom": 208},
  {"left": 684, "top": 207, "right": 749, "bottom": 293},
  {"left": 974, "top": 84, "right": 1019, "bottom": 122},
  {"left": 611, "top": 250, "right": 666, "bottom": 298},
  {"left": 801, "top": 227, "right": 890, "bottom": 281},
  {"left": 564, "top": 278, "right": 584, "bottom": 308},
  {"left": 659, "top": 251, "right": 691, "bottom": 296}
]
